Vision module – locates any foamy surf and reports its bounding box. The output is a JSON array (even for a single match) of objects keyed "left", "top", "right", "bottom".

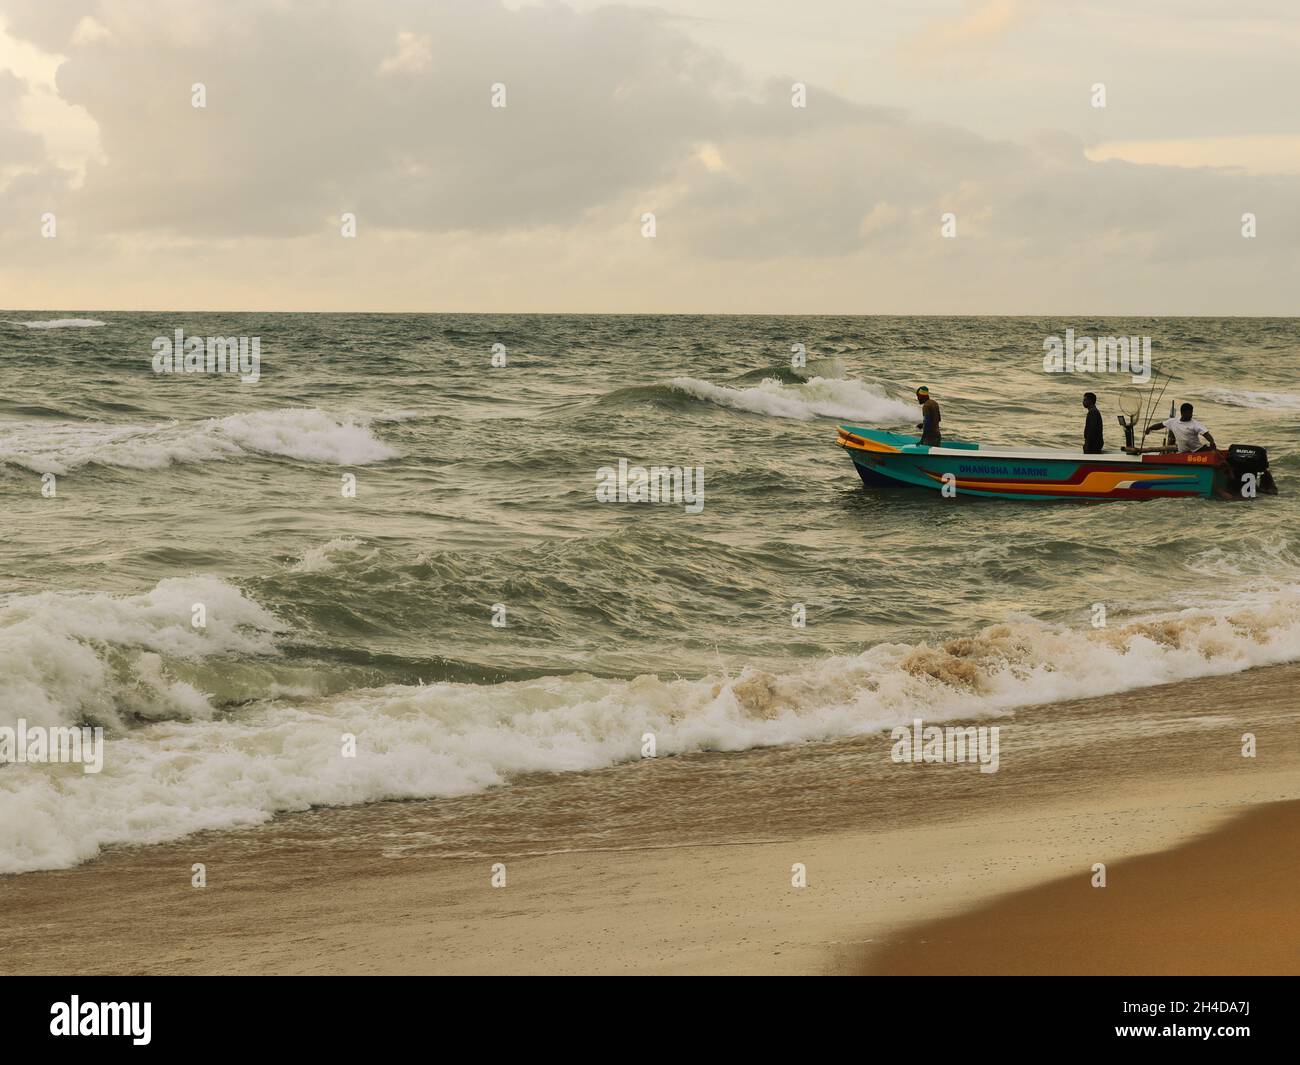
[
  {"left": 0, "top": 576, "right": 286, "bottom": 731},
  {"left": 1203, "top": 388, "right": 1300, "bottom": 411},
  {"left": 0, "top": 408, "right": 400, "bottom": 473},
  {"left": 4, "top": 583, "right": 1300, "bottom": 873},
  {"left": 290, "top": 538, "right": 369, "bottom": 573},
  {"left": 217, "top": 409, "right": 401, "bottom": 465},
  {"left": 16, "top": 318, "right": 107, "bottom": 329},
  {"left": 670, "top": 375, "right": 916, "bottom": 423}
]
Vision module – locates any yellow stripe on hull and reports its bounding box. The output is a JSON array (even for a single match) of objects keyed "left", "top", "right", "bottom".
[
  {"left": 921, "top": 468, "right": 1191, "bottom": 494},
  {"left": 835, "top": 430, "right": 900, "bottom": 454}
]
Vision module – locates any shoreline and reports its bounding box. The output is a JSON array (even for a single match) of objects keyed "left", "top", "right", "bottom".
[
  {"left": 2, "top": 662, "right": 1298, "bottom": 975},
  {"left": 0, "top": 769, "right": 1292, "bottom": 976}
]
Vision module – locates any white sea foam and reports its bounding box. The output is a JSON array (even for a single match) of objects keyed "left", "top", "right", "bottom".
[
  {"left": 0, "top": 408, "right": 400, "bottom": 473},
  {"left": 796, "top": 356, "right": 849, "bottom": 380},
  {"left": 0, "top": 576, "right": 285, "bottom": 733},
  {"left": 215, "top": 409, "right": 400, "bottom": 464},
  {"left": 4, "top": 584, "right": 1300, "bottom": 873},
  {"left": 17, "top": 318, "right": 106, "bottom": 329},
  {"left": 670, "top": 375, "right": 915, "bottom": 423},
  {"left": 1203, "top": 388, "right": 1300, "bottom": 411},
  {"left": 290, "top": 538, "right": 368, "bottom": 573}
]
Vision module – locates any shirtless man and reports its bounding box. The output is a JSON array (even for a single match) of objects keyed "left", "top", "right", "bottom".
[{"left": 915, "top": 386, "right": 941, "bottom": 447}]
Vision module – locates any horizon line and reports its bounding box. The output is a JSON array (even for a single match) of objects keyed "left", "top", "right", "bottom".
[{"left": 7, "top": 309, "right": 1300, "bottom": 319}]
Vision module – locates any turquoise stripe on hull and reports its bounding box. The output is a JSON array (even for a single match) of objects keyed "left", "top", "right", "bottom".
[
  {"left": 847, "top": 456, "right": 1212, "bottom": 499},
  {"left": 838, "top": 424, "right": 1217, "bottom": 501}
]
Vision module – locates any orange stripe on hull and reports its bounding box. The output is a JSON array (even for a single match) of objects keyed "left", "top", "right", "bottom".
[
  {"left": 836, "top": 433, "right": 900, "bottom": 454},
  {"left": 922, "top": 468, "right": 1196, "bottom": 495}
]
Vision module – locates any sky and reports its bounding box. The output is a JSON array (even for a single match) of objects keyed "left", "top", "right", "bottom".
[{"left": 0, "top": 0, "right": 1297, "bottom": 314}]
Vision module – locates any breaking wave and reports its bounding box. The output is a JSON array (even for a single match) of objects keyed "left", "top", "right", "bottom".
[
  {"left": 15, "top": 318, "right": 107, "bottom": 330},
  {"left": 0, "top": 408, "right": 401, "bottom": 473},
  {"left": 669, "top": 375, "right": 916, "bottom": 423},
  {"left": 289, "top": 538, "right": 369, "bottom": 574},
  {"left": 1203, "top": 388, "right": 1300, "bottom": 411},
  {"left": 0, "top": 576, "right": 285, "bottom": 733},
  {"left": 4, "top": 582, "right": 1299, "bottom": 873}
]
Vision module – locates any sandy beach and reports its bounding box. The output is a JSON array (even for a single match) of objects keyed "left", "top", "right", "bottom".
[
  {"left": 3, "top": 661, "right": 1297, "bottom": 976},
  {"left": 866, "top": 798, "right": 1300, "bottom": 976}
]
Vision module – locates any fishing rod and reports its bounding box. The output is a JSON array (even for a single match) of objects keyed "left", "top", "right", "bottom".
[
  {"left": 1144, "top": 369, "right": 1166, "bottom": 431},
  {"left": 1117, "top": 387, "right": 1143, "bottom": 450},
  {"left": 1141, "top": 368, "right": 1176, "bottom": 452}
]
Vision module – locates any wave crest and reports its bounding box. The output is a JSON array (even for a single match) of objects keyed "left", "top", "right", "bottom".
[
  {"left": 16, "top": 318, "right": 107, "bottom": 330},
  {"left": 0, "top": 408, "right": 400, "bottom": 473},
  {"left": 669, "top": 375, "right": 916, "bottom": 423},
  {"left": 4, "top": 588, "right": 1299, "bottom": 872},
  {"left": 1203, "top": 388, "right": 1300, "bottom": 411},
  {"left": 0, "top": 576, "right": 285, "bottom": 732}
]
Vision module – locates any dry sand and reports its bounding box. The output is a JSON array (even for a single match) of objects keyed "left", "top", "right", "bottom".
[{"left": 865, "top": 798, "right": 1300, "bottom": 975}]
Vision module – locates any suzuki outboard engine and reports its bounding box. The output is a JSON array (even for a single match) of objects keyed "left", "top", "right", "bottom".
[{"left": 1225, "top": 444, "right": 1277, "bottom": 497}]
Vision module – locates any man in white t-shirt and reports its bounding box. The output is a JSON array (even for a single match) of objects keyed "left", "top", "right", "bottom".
[{"left": 1144, "top": 402, "right": 1217, "bottom": 452}]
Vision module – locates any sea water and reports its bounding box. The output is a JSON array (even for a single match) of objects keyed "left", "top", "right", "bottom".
[{"left": 1, "top": 312, "right": 1297, "bottom": 872}]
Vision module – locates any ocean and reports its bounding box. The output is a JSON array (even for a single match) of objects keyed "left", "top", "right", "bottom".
[{"left": 2, "top": 312, "right": 1298, "bottom": 874}]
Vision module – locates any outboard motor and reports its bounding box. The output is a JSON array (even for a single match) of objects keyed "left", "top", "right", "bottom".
[{"left": 1225, "top": 444, "right": 1277, "bottom": 497}]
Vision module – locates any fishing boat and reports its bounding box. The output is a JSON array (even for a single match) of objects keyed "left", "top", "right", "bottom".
[{"left": 835, "top": 426, "right": 1275, "bottom": 501}]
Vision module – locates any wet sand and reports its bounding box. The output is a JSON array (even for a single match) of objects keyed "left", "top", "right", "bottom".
[{"left": 2, "top": 663, "right": 1298, "bottom": 975}]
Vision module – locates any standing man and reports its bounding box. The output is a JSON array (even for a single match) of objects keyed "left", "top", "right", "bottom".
[
  {"left": 915, "top": 386, "right": 942, "bottom": 447},
  {"left": 1082, "top": 392, "right": 1104, "bottom": 453},
  {"left": 1144, "top": 402, "right": 1216, "bottom": 453}
]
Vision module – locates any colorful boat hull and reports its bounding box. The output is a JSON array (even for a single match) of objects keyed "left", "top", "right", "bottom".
[{"left": 836, "top": 426, "right": 1220, "bottom": 501}]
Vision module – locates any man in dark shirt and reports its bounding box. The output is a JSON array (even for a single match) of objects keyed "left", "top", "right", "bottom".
[
  {"left": 916, "top": 386, "right": 941, "bottom": 446},
  {"left": 1082, "top": 392, "right": 1104, "bottom": 453}
]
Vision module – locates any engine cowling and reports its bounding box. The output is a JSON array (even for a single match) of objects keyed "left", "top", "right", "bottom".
[{"left": 1225, "top": 444, "right": 1276, "bottom": 496}]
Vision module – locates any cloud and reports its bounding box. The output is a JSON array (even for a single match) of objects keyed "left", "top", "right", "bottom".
[
  {"left": 70, "top": 14, "right": 110, "bottom": 46},
  {"left": 1087, "top": 136, "right": 1300, "bottom": 175},
  {"left": 902, "top": 0, "right": 1034, "bottom": 63},
  {"left": 0, "top": 68, "right": 79, "bottom": 239},
  {"left": 377, "top": 30, "right": 432, "bottom": 76},
  {"left": 0, "top": 0, "right": 757, "bottom": 239},
  {"left": 0, "top": 0, "right": 1297, "bottom": 313},
  {"left": 0, "top": 68, "right": 43, "bottom": 169}
]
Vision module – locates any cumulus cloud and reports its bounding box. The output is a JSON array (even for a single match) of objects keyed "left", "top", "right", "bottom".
[
  {"left": 0, "top": 67, "right": 79, "bottom": 239},
  {"left": 377, "top": 30, "right": 433, "bottom": 76},
  {"left": 0, "top": 0, "right": 1296, "bottom": 312},
  {"left": 1, "top": 0, "right": 758, "bottom": 238},
  {"left": 0, "top": 68, "right": 42, "bottom": 168}
]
